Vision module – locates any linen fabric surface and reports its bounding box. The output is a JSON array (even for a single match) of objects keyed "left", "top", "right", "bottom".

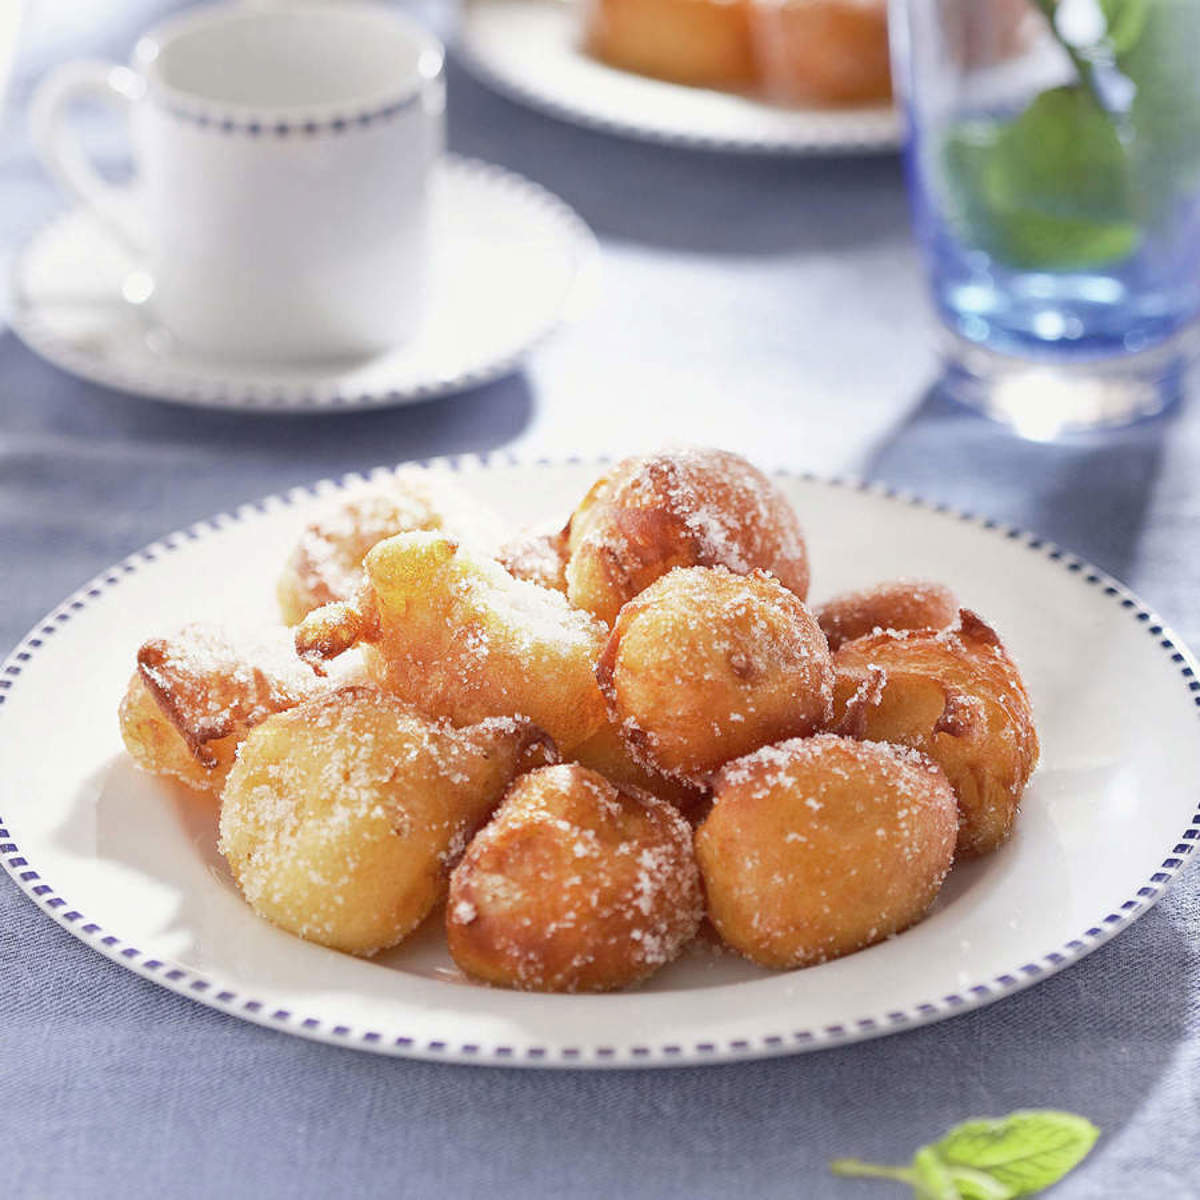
[{"left": 2, "top": 3, "right": 1197, "bottom": 1197}]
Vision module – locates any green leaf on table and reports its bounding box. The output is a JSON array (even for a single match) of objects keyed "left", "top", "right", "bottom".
[
  {"left": 830, "top": 1109, "right": 1098, "bottom": 1198},
  {"left": 911, "top": 1147, "right": 961, "bottom": 1200},
  {"left": 943, "top": 86, "right": 1138, "bottom": 271},
  {"left": 944, "top": 1166, "right": 1017, "bottom": 1200},
  {"left": 933, "top": 1110, "right": 1100, "bottom": 1195}
]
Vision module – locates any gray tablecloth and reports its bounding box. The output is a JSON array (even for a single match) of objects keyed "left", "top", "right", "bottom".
[{"left": 3, "top": 4, "right": 1198, "bottom": 1198}]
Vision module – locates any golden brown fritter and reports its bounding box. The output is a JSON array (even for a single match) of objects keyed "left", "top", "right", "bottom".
[
  {"left": 277, "top": 470, "right": 504, "bottom": 625},
  {"left": 597, "top": 566, "right": 833, "bottom": 784},
  {"left": 496, "top": 525, "right": 570, "bottom": 593},
  {"left": 294, "top": 532, "right": 609, "bottom": 753},
  {"left": 696, "top": 734, "right": 958, "bottom": 968},
  {"left": 219, "top": 687, "right": 554, "bottom": 956},
  {"left": 832, "top": 610, "right": 1039, "bottom": 858},
  {"left": 447, "top": 764, "right": 703, "bottom": 991},
  {"left": 565, "top": 449, "right": 810, "bottom": 625},
  {"left": 815, "top": 579, "right": 958, "bottom": 652},
  {"left": 119, "top": 624, "right": 321, "bottom": 794},
  {"left": 569, "top": 720, "right": 709, "bottom": 822}
]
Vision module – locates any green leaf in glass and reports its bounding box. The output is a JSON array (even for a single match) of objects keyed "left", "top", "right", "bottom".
[
  {"left": 1097, "top": 0, "right": 1150, "bottom": 54},
  {"left": 942, "top": 86, "right": 1139, "bottom": 270},
  {"left": 1117, "top": 0, "right": 1200, "bottom": 214}
]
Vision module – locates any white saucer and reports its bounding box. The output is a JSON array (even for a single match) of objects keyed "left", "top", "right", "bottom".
[
  {"left": 456, "top": 0, "right": 902, "bottom": 155},
  {"left": 8, "top": 157, "right": 597, "bottom": 413}
]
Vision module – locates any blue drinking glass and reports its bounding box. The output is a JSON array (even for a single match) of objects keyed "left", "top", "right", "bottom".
[{"left": 889, "top": 0, "right": 1200, "bottom": 436}]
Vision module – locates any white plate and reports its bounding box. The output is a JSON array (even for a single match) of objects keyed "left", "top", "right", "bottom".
[
  {"left": 456, "top": 0, "right": 901, "bottom": 154},
  {"left": 2, "top": 458, "right": 1197, "bottom": 1067},
  {"left": 8, "top": 158, "right": 596, "bottom": 412}
]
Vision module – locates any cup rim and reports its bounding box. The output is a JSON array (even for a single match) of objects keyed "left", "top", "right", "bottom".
[{"left": 131, "top": 1, "right": 444, "bottom": 128}]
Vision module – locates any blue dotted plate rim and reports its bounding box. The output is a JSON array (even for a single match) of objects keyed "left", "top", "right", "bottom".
[{"left": 1, "top": 452, "right": 1197, "bottom": 1068}]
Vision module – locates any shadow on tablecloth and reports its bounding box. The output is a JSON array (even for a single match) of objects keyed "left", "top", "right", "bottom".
[
  {"left": 0, "top": 330, "right": 535, "bottom": 479},
  {"left": 859, "top": 383, "right": 1181, "bottom": 583},
  {"left": 6, "top": 885, "right": 1191, "bottom": 1199},
  {"left": 445, "top": 60, "right": 907, "bottom": 259}
]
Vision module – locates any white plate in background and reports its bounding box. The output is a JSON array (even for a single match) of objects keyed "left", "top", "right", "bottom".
[{"left": 456, "top": 0, "right": 901, "bottom": 154}]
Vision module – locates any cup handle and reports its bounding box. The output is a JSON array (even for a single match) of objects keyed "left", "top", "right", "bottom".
[{"left": 29, "top": 60, "right": 145, "bottom": 255}]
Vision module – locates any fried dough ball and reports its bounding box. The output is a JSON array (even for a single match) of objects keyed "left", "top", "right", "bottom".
[
  {"left": 597, "top": 566, "right": 833, "bottom": 785},
  {"left": 570, "top": 720, "right": 708, "bottom": 820},
  {"left": 219, "top": 687, "right": 555, "bottom": 956},
  {"left": 496, "top": 524, "right": 569, "bottom": 593},
  {"left": 565, "top": 448, "right": 810, "bottom": 625},
  {"left": 118, "top": 624, "right": 321, "bottom": 794},
  {"left": 582, "top": 0, "right": 756, "bottom": 90},
  {"left": 277, "top": 470, "right": 505, "bottom": 625},
  {"left": 832, "top": 610, "right": 1039, "bottom": 858},
  {"left": 120, "top": 675, "right": 237, "bottom": 792},
  {"left": 752, "top": 0, "right": 891, "bottom": 106},
  {"left": 294, "top": 532, "right": 608, "bottom": 753},
  {"left": 815, "top": 579, "right": 958, "bottom": 652},
  {"left": 695, "top": 735, "right": 958, "bottom": 969},
  {"left": 447, "top": 764, "right": 703, "bottom": 992}
]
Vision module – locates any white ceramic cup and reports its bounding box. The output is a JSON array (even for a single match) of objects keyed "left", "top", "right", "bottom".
[{"left": 30, "top": 2, "right": 445, "bottom": 362}]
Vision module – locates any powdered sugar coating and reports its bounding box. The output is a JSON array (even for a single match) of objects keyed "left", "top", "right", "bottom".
[
  {"left": 218, "top": 686, "right": 553, "bottom": 957},
  {"left": 119, "top": 623, "right": 323, "bottom": 790},
  {"left": 447, "top": 763, "right": 703, "bottom": 992},
  {"left": 597, "top": 565, "right": 833, "bottom": 784},
  {"left": 351, "top": 531, "right": 609, "bottom": 752},
  {"left": 697, "top": 734, "right": 958, "bottom": 969},
  {"left": 496, "top": 524, "right": 570, "bottom": 593},
  {"left": 277, "top": 470, "right": 506, "bottom": 625},
  {"left": 565, "top": 449, "right": 810, "bottom": 625}
]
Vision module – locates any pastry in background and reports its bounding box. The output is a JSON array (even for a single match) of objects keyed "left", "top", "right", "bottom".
[
  {"left": 940, "top": 0, "right": 1039, "bottom": 69},
  {"left": 752, "top": 0, "right": 891, "bottom": 106},
  {"left": 581, "top": 0, "right": 756, "bottom": 90},
  {"left": 582, "top": 0, "right": 1034, "bottom": 107}
]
